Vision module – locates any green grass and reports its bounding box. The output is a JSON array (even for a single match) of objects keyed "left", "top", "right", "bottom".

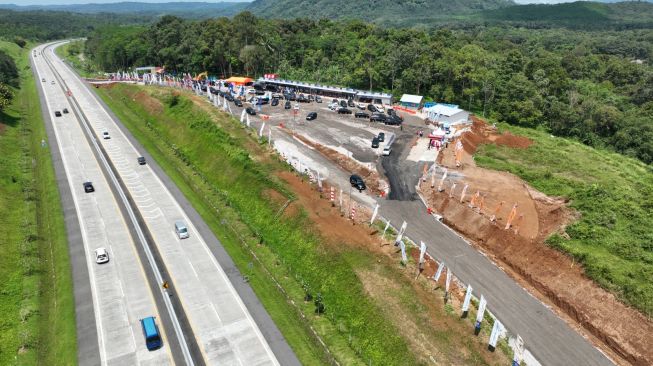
[
  {"left": 54, "top": 40, "right": 101, "bottom": 79},
  {"left": 475, "top": 123, "right": 653, "bottom": 317},
  {"left": 0, "top": 41, "right": 75, "bottom": 365}
]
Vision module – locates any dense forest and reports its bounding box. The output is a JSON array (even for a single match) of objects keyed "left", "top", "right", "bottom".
[
  {"left": 0, "top": 49, "right": 18, "bottom": 111},
  {"left": 85, "top": 13, "right": 653, "bottom": 164}
]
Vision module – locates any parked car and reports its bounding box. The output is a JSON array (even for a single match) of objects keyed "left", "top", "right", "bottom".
[
  {"left": 378, "top": 132, "right": 385, "bottom": 142},
  {"left": 315, "top": 96, "right": 322, "bottom": 103},
  {"left": 357, "top": 102, "right": 366, "bottom": 109},
  {"left": 270, "top": 98, "right": 278, "bottom": 106},
  {"left": 355, "top": 112, "right": 369, "bottom": 119},
  {"left": 288, "top": 94, "right": 297, "bottom": 101},
  {"left": 137, "top": 156, "right": 146, "bottom": 165},
  {"left": 51, "top": 80, "right": 55, "bottom": 85},
  {"left": 63, "top": 108, "right": 69, "bottom": 114},
  {"left": 234, "top": 99, "right": 243, "bottom": 107},
  {"left": 382, "top": 146, "right": 392, "bottom": 156},
  {"left": 371, "top": 137, "right": 380, "bottom": 148},
  {"left": 349, "top": 174, "right": 366, "bottom": 192},
  {"left": 306, "top": 112, "right": 318, "bottom": 120},
  {"left": 367, "top": 104, "right": 378, "bottom": 113},
  {"left": 245, "top": 107, "right": 256, "bottom": 115},
  {"left": 95, "top": 247, "right": 109, "bottom": 264},
  {"left": 298, "top": 94, "right": 309, "bottom": 103},
  {"left": 102, "top": 131, "right": 110, "bottom": 139},
  {"left": 370, "top": 113, "right": 387, "bottom": 123},
  {"left": 328, "top": 102, "right": 339, "bottom": 111},
  {"left": 54, "top": 111, "right": 62, "bottom": 117},
  {"left": 348, "top": 99, "right": 355, "bottom": 107},
  {"left": 285, "top": 101, "right": 292, "bottom": 109},
  {"left": 225, "top": 94, "right": 234, "bottom": 102},
  {"left": 340, "top": 100, "right": 347, "bottom": 108},
  {"left": 83, "top": 181, "right": 94, "bottom": 193},
  {"left": 385, "top": 115, "right": 403, "bottom": 125},
  {"left": 337, "top": 107, "right": 352, "bottom": 114},
  {"left": 374, "top": 104, "right": 385, "bottom": 113},
  {"left": 332, "top": 99, "right": 338, "bottom": 104}
]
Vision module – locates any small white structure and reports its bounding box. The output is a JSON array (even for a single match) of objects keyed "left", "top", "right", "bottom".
[
  {"left": 399, "top": 94, "right": 423, "bottom": 109},
  {"left": 425, "top": 103, "right": 470, "bottom": 125}
]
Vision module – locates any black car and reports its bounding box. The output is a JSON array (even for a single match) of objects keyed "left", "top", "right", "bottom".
[
  {"left": 348, "top": 99, "right": 355, "bottom": 107},
  {"left": 271, "top": 98, "right": 279, "bottom": 106},
  {"left": 378, "top": 132, "right": 385, "bottom": 142},
  {"left": 349, "top": 174, "right": 366, "bottom": 192},
  {"left": 246, "top": 107, "right": 256, "bottom": 115},
  {"left": 370, "top": 113, "right": 387, "bottom": 123},
  {"left": 137, "top": 156, "right": 146, "bottom": 165},
  {"left": 63, "top": 108, "right": 69, "bottom": 114},
  {"left": 337, "top": 107, "right": 352, "bottom": 114},
  {"left": 371, "top": 137, "right": 380, "bottom": 148},
  {"left": 83, "top": 181, "right": 94, "bottom": 193},
  {"left": 387, "top": 108, "right": 396, "bottom": 116},
  {"left": 288, "top": 94, "right": 297, "bottom": 101},
  {"left": 385, "top": 115, "right": 403, "bottom": 125},
  {"left": 54, "top": 111, "right": 62, "bottom": 117},
  {"left": 225, "top": 94, "right": 234, "bottom": 102},
  {"left": 367, "top": 104, "right": 378, "bottom": 113},
  {"left": 306, "top": 112, "right": 318, "bottom": 121},
  {"left": 355, "top": 112, "right": 369, "bottom": 119},
  {"left": 340, "top": 100, "right": 347, "bottom": 108},
  {"left": 298, "top": 94, "right": 309, "bottom": 103},
  {"left": 315, "top": 96, "right": 322, "bottom": 103},
  {"left": 234, "top": 99, "right": 243, "bottom": 107},
  {"left": 284, "top": 100, "right": 292, "bottom": 109}
]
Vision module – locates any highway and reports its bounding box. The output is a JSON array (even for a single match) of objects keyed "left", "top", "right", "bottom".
[
  {"left": 32, "top": 44, "right": 176, "bottom": 365},
  {"left": 38, "top": 41, "right": 299, "bottom": 366}
]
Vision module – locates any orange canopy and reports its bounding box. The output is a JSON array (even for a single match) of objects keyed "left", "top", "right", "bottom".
[{"left": 225, "top": 76, "right": 253, "bottom": 86}]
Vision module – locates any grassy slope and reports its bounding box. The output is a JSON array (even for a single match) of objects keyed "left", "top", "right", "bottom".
[
  {"left": 95, "top": 83, "right": 509, "bottom": 365},
  {"left": 55, "top": 41, "right": 101, "bottom": 79},
  {"left": 0, "top": 41, "right": 75, "bottom": 365},
  {"left": 475, "top": 123, "right": 653, "bottom": 316}
]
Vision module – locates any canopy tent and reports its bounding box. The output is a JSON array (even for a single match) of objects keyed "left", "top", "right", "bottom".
[
  {"left": 225, "top": 76, "right": 254, "bottom": 86},
  {"left": 425, "top": 103, "right": 470, "bottom": 125}
]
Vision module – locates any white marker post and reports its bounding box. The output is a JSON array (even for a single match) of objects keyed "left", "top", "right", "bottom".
[
  {"left": 461, "top": 284, "right": 473, "bottom": 318},
  {"left": 399, "top": 241, "right": 407, "bottom": 265},
  {"left": 445, "top": 268, "right": 452, "bottom": 302},
  {"left": 488, "top": 320, "right": 503, "bottom": 352},
  {"left": 370, "top": 204, "right": 379, "bottom": 225},
  {"left": 475, "top": 295, "right": 487, "bottom": 335},
  {"left": 433, "top": 262, "right": 445, "bottom": 282},
  {"left": 240, "top": 108, "right": 246, "bottom": 123},
  {"left": 395, "top": 221, "right": 407, "bottom": 245},
  {"left": 259, "top": 122, "right": 266, "bottom": 137},
  {"left": 419, "top": 241, "right": 427, "bottom": 268}
]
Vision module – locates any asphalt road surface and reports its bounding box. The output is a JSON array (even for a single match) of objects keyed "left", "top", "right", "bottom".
[
  {"left": 33, "top": 44, "right": 175, "bottom": 365},
  {"left": 40, "top": 42, "right": 300, "bottom": 366}
]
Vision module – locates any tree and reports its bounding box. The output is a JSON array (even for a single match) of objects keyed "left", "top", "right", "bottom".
[
  {"left": 0, "top": 50, "right": 18, "bottom": 87},
  {"left": 13, "top": 36, "right": 26, "bottom": 48},
  {"left": 0, "top": 83, "right": 13, "bottom": 111}
]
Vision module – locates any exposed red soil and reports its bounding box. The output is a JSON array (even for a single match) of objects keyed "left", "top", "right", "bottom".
[{"left": 423, "top": 116, "right": 653, "bottom": 366}]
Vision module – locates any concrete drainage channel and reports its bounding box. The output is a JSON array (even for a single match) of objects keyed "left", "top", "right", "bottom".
[{"left": 42, "top": 42, "right": 202, "bottom": 366}]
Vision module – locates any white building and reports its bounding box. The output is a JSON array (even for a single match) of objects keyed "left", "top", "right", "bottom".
[{"left": 424, "top": 103, "right": 470, "bottom": 125}]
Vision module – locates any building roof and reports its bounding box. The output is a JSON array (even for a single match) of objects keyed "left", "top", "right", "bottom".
[
  {"left": 400, "top": 94, "right": 423, "bottom": 104},
  {"left": 425, "top": 103, "right": 466, "bottom": 117},
  {"left": 258, "top": 77, "right": 392, "bottom": 99}
]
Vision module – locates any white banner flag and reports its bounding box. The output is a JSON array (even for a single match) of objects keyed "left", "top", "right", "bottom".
[
  {"left": 317, "top": 172, "right": 322, "bottom": 190},
  {"left": 222, "top": 97, "right": 228, "bottom": 110},
  {"left": 445, "top": 268, "right": 452, "bottom": 292},
  {"left": 462, "top": 284, "right": 473, "bottom": 312},
  {"left": 488, "top": 320, "right": 503, "bottom": 349},
  {"left": 246, "top": 114, "right": 251, "bottom": 128},
  {"left": 476, "top": 295, "right": 487, "bottom": 325},
  {"left": 395, "top": 221, "right": 407, "bottom": 243},
  {"left": 514, "top": 335, "right": 524, "bottom": 364},
  {"left": 383, "top": 220, "right": 390, "bottom": 237},
  {"left": 399, "top": 241, "right": 407, "bottom": 264},
  {"left": 259, "top": 122, "right": 266, "bottom": 137},
  {"left": 339, "top": 188, "right": 343, "bottom": 208},
  {"left": 434, "top": 262, "right": 445, "bottom": 282},
  {"left": 419, "top": 241, "right": 427, "bottom": 264},
  {"left": 240, "top": 109, "right": 246, "bottom": 123},
  {"left": 370, "top": 204, "right": 379, "bottom": 225},
  {"left": 268, "top": 128, "right": 272, "bottom": 146}
]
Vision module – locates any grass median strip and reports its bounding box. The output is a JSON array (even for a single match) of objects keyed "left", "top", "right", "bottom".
[{"left": 0, "top": 41, "right": 75, "bottom": 365}]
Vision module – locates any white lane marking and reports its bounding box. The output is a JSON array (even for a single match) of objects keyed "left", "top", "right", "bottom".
[{"left": 188, "top": 261, "right": 199, "bottom": 279}]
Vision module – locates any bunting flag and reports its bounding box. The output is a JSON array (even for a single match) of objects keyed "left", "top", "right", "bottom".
[
  {"left": 246, "top": 114, "right": 251, "bottom": 128},
  {"left": 460, "top": 184, "right": 469, "bottom": 203},
  {"left": 462, "top": 284, "right": 473, "bottom": 313},
  {"left": 399, "top": 241, "right": 407, "bottom": 264},
  {"left": 370, "top": 204, "right": 379, "bottom": 225},
  {"left": 382, "top": 220, "right": 391, "bottom": 237},
  {"left": 438, "top": 168, "right": 448, "bottom": 192},
  {"left": 434, "top": 262, "right": 445, "bottom": 282},
  {"left": 445, "top": 268, "right": 452, "bottom": 293},
  {"left": 268, "top": 128, "right": 272, "bottom": 146},
  {"left": 395, "top": 221, "right": 408, "bottom": 244}
]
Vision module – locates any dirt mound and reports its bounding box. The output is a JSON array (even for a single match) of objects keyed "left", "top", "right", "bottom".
[{"left": 424, "top": 117, "right": 653, "bottom": 366}]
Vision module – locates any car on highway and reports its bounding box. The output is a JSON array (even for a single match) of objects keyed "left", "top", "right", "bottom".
[
  {"left": 63, "top": 108, "right": 69, "bottom": 114},
  {"left": 234, "top": 99, "right": 243, "bottom": 107},
  {"left": 51, "top": 80, "right": 55, "bottom": 85},
  {"left": 337, "top": 107, "right": 352, "bottom": 114},
  {"left": 41, "top": 78, "right": 45, "bottom": 82},
  {"left": 315, "top": 96, "right": 322, "bottom": 103},
  {"left": 284, "top": 100, "right": 291, "bottom": 109},
  {"left": 95, "top": 247, "right": 109, "bottom": 264},
  {"left": 83, "top": 181, "right": 94, "bottom": 193},
  {"left": 54, "top": 111, "right": 62, "bottom": 117},
  {"left": 370, "top": 113, "right": 386, "bottom": 123},
  {"left": 382, "top": 146, "right": 392, "bottom": 156},
  {"left": 102, "top": 131, "right": 110, "bottom": 139},
  {"left": 270, "top": 98, "right": 278, "bottom": 106},
  {"left": 349, "top": 174, "right": 366, "bottom": 192},
  {"left": 246, "top": 107, "right": 256, "bottom": 115},
  {"left": 355, "top": 112, "right": 369, "bottom": 119},
  {"left": 378, "top": 132, "right": 385, "bottom": 142},
  {"left": 371, "top": 137, "right": 380, "bottom": 148},
  {"left": 175, "top": 221, "right": 189, "bottom": 239},
  {"left": 137, "top": 156, "right": 146, "bottom": 165},
  {"left": 140, "top": 316, "right": 163, "bottom": 350},
  {"left": 306, "top": 112, "right": 318, "bottom": 121}
]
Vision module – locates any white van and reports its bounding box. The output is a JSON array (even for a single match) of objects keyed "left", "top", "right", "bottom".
[
  {"left": 175, "top": 221, "right": 189, "bottom": 239},
  {"left": 382, "top": 146, "right": 392, "bottom": 156}
]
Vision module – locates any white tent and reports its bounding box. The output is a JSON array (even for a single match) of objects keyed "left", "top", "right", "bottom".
[{"left": 425, "top": 104, "right": 469, "bottom": 125}]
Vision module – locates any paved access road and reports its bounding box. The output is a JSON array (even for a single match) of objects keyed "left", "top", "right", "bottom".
[
  {"left": 32, "top": 44, "right": 174, "bottom": 365},
  {"left": 46, "top": 43, "right": 299, "bottom": 366},
  {"left": 379, "top": 200, "right": 614, "bottom": 366}
]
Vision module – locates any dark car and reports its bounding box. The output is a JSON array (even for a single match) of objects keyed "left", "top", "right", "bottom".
[
  {"left": 298, "top": 94, "right": 309, "bottom": 103},
  {"left": 348, "top": 99, "right": 355, "bottom": 107},
  {"left": 337, "top": 108, "right": 352, "bottom": 114},
  {"left": 349, "top": 174, "right": 366, "bottom": 192},
  {"left": 367, "top": 104, "right": 378, "bottom": 113},
  {"left": 83, "top": 181, "right": 95, "bottom": 193},
  {"left": 315, "top": 96, "right": 322, "bottom": 103},
  {"left": 225, "top": 94, "right": 234, "bottom": 102},
  {"left": 234, "top": 99, "right": 243, "bottom": 107},
  {"left": 355, "top": 112, "right": 369, "bottom": 119},
  {"left": 340, "top": 100, "right": 347, "bottom": 108},
  {"left": 137, "top": 156, "right": 146, "bottom": 165},
  {"left": 284, "top": 100, "right": 292, "bottom": 109},
  {"left": 306, "top": 112, "right": 318, "bottom": 121},
  {"left": 63, "top": 108, "right": 69, "bottom": 114},
  {"left": 245, "top": 107, "right": 256, "bottom": 115},
  {"left": 200, "top": 85, "right": 207, "bottom": 92},
  {"left": 370, "top": 113, "right": 387, "bottom": 123},
  {"left": 54, "top": 111, "right": 62, "bottom": 117},
  {"left": 271, "top": 98, "right": 279, "bottom": 106},
  {"left": 371, "top": 137, "right": 380, "bottom": 148},
  {"left": 385, "top": 115, "right": 403, "bottom": 125},
  {"left": 288, "top": 94, "right": 297, "bottom": 101},
  {"left": 378, "top": 132, "right": 385, "bottom": 142},
  {"left": 387, "top": 108, "right": 396, "bottom": 116}
]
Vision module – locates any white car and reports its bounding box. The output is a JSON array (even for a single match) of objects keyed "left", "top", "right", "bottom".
[
  {"left": 382, "top": 146, "right": 392, "bottom": 156},
  {"left": 102, "top": 131, "right": 110, "bottom": 139},
  {"left": 51, "top": 80, "right": 55, "bottom": 85},
  {"left": 374, "top": 104, "right": 385, "bottom": 113},
  {"left": 95, "top": 248, "right": 109, "bottom": 264},
  {"left": 357, "top": 102, "right": 366, "bottom": 109},
  {"left": 328, "top": 102, "right": 339, "bottom": 110}
]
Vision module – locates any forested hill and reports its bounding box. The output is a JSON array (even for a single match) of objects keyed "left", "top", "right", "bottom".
[
  {"left": 482, "top": 1, "right": 653, "bottom": 29},
  {"left": 248, "top": 0, "right": 513, "bottom": 25}
]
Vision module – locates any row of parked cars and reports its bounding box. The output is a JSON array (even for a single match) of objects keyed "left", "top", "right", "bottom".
[{"left": 328, "top": 100, "right": 403, "bottom": 125}]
